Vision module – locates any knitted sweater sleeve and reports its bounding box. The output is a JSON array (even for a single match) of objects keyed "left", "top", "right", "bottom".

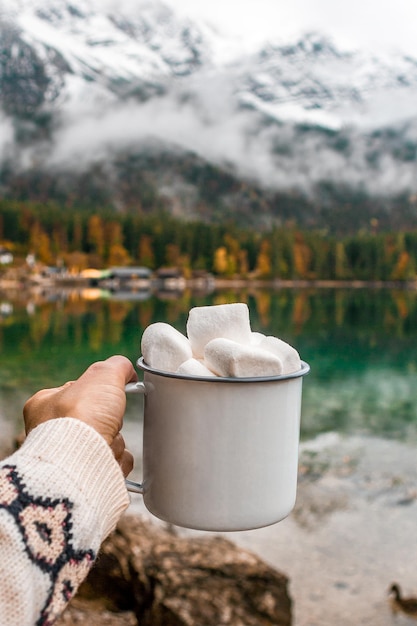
[{"left": 0, "top": 417, "right": 130, "bottom": 626}]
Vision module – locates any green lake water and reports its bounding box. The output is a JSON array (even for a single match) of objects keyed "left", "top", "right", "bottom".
[{"left": 1, "top": 286, "right": 417, "bottom": 442}]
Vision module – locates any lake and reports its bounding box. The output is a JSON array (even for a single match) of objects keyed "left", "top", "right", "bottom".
[
  {"left": 1, "top": 285, "right": 417, "bottom": 441},
  {"left": 2, "top": 284, "right": 417, "bottom": 625}
]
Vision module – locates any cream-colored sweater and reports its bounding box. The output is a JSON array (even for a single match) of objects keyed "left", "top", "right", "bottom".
[{"left": 0, "top": 418, "right": 130, "bottom": 626}]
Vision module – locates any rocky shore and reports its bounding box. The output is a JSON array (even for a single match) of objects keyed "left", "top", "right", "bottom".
[{"left": 57, "top": 515, "right": 291, "bottom": 626}]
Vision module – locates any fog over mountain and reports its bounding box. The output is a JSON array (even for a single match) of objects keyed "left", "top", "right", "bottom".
[{"left": 1, "top": 0, "right": 417, "bottom": 227}]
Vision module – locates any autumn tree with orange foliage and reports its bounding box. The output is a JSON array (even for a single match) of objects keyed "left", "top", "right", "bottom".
[{"left": 293, "top": 232, "right": 313, "bottom": 279}]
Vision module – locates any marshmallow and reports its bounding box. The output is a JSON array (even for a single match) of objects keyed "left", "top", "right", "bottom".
[
  {"left": 141, "top": 322, "right": 192, "bottom": 372},
  {"left": 204, "top": 338, "right": 284, "bottom": 378},
  {"left": 250, "top": 331, "right": 266, "bottom": 345},
  {"left": 177, "top": 358, "right": 217, "bottom": 378},
  {"left": 258, "top": 336, "right": 301, "bottom": 374},
  {"left": 186, "top": 303, "right": 252, "bottom": 359}
]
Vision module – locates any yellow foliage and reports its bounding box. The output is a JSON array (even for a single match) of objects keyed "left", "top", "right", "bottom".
[
  {"left": 391, "top": 251, "right": 411, "bottom": 280},
  {"left": 87, "top": 215, "right": 105, "bottom": 256},
  {"left": 108, "top": 244, "right": 131, "bottom": 267},
  {"left": 138, "top": 235, "right": 155, "bottom": 268},
  {"left": 29, "top": 222, "right": 53, "bottom": 264},
  {"left": 255, "top": 240, "right": 272, "bottom": 277},
  {"left": 214, "top": 247, "right": 229, "bottom": 274},
  {"left": 293, "top": 234, "right": 312, "bottom": 278}
]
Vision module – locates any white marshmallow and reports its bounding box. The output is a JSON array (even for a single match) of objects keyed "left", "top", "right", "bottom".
[
  {"left": 258, "top": 336, "right": 301, "bottom": 374},
  {"left": 177, "top": 358, "right": 217, "bottom": 378},
  {"left": 186, "top": 303, "right": 252, "bottom": 359},
  {"left": 204, "top": 338, "right": 284, "bottom": 378},
  {"left": 250, "top": 331, "right": 266, "bottom": 345},
  {"left": 141, "top": 322, "right": 192, "bottom": 372}
]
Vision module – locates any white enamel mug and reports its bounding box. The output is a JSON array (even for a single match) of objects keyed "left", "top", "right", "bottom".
[{"left": 126, "top": 357, "right": 310, "bottom": 532}]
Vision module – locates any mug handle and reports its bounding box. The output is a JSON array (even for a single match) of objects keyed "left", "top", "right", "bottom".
[{"left": 124, "top": 381, "right": 146, "bottom": 494}]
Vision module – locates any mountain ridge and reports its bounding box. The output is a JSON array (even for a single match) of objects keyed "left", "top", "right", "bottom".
[{"left": 1, "top": 0, "right": 417, "bottom": 231}]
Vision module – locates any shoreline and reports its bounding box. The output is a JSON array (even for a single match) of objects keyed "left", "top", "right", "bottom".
[
  {"left": 213, "top": 277, "right": 417, "bottom": 290},
  {"left": 1, "top": 275, "right": 417, "bottom": 295}
]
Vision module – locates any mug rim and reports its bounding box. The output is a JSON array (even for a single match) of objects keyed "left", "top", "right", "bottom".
[{"left": 136, "top": 356, "right": 310, "bottom": 383}]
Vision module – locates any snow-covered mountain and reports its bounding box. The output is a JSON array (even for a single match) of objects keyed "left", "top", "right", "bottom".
[
  {"left": 0, "top": 0, "right": 224, "bottom": 113},
  {"left": 237, "top": 33, "right": 417, "bottom": 129},
  {"left": 3, "top": 0, "right": 417, "bottom": 125},
  {"left": 1, "top": 0, "right": 417, "bottom": 227}
]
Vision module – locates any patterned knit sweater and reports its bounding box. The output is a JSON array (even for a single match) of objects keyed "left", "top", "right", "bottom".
[{"left": 0, "top": 417, "right": 130, "bottom": 626}]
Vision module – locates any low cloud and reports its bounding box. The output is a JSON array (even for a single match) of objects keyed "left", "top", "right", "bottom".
[
  {"left": 0, "top": 114, "right": 15, "bottom": 163},
  {"left": 42, "top": 74, "right": 282, "bottom": 186},
  {"left": 8, "top": 69, "right": 417, "bottom": 200}
]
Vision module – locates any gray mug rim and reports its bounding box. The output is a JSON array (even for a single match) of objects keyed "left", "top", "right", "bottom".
[{"left": 136, "top": 356, "right": 310, "bottom": 383}]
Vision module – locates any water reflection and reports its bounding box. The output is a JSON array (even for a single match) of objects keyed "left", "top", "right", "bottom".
[{"left": 1, "top": 287, "right": 417, "bottom": 440}]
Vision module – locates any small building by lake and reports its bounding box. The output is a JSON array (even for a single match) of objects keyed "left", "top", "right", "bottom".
[
  {"left": 99, "top": 266, "right": 152, "bottom": 290},
  {"left": 154, "top": 267, "right": 186, "bottom": 292}
]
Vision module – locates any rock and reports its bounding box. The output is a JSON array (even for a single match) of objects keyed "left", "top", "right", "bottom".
[
  {"left": 56, "top": 599, "right": 137, "bottom": 625},
  {"left": 59, "top": 514, "right": 292, "bottom": 626}
]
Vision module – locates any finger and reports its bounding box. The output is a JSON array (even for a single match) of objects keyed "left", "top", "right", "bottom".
[
  {"left": 23, "top": 387, "right": 63, "bottom": 433},
  {"left": 25, "top": 386, "right": 61, "bottom": 405},
  {"left": 106, "top": 355, "right": 138, "bottom": 385},
  {"left": 24, "top": 381, "right": 76, "bottom": 418},
  {"left": 119, "top": 449, "right": 134, "bottom": 478},
  {"left": 80, "top": 356, "right": 138, "bottom": 390},
  {"left": 110, "top": 433, "right": 126, "bottom": 463},
  {"left": 61, "top": 380, "right": 76, "bottom": 389}
]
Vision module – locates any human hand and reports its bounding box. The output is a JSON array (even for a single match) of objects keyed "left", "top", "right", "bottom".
[{"left": 23, "top": 355, "right": 138, "bottom": 476}]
